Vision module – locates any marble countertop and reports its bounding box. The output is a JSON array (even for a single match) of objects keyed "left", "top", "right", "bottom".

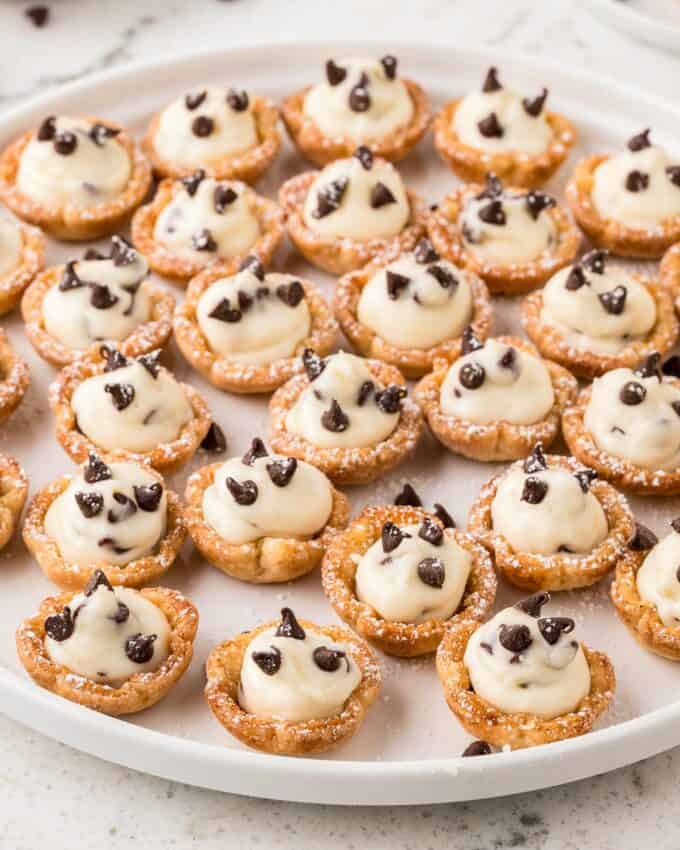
[{"left": 1, "top": 0, "right": 679, "bottom": 847}]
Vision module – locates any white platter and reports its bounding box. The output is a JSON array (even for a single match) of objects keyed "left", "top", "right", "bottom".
[
  {"left": 585, "top": 0, "right": 680, "bottom": 51},
  {"left": 1, "top": 42, "right": 680, "bottom": 806}
]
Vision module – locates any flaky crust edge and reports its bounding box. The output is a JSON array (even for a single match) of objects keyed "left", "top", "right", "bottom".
[
  {"left": 0, "top": 223, "right": 44, "bottom": 316},
  {"left": 0, "top": 453, "right": 28, "bottom": 551},
  {"left": 0, "top": 328, "right": 30, "bottom": 424}
]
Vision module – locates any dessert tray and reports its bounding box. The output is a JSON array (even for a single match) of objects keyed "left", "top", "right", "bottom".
[{"left": 1, "top": 41, "right": 680, "bottom": 805}]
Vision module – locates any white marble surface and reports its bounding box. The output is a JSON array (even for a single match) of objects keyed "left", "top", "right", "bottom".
[{"left": 1, "top": 0, "right": 680, "bottom": 846}]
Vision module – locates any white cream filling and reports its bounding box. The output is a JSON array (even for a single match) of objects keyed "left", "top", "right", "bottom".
[
  {"left": 464, "top": 606, "right": 591, "bottom": 718},
  {"left": 196, "top": 268, "right": 311, "bottom": 365},
  {"left": 285, "top": 351, "right": 400, "bottom": 449},
  {"left": 453, "top": 87, "right": 552, "bottom": 155},
  {"left": 540, "top": 263, "right": 656, "bottom": 355},
  {"left": 71, "top": 357, "right": 193, "bottom": 453},
  {"left": 45, "top": 583, "right": 170, "bottom": 686},
  {"left": 0, "top": 213, "right": 22, "bottom": 278},
  {"left": 239, "top": 624, "right": 361, "bottom": 721},
  {"left": 460, "top": 190, "right": 556, "bottom": 266},
  {"left": 17, "top": 116, "right": 131, "bottom": 208},
  {"left": 440, "top": 338, "right": 554, "bottom": 426},
  {"left": 584, "top": 368, "right": 680, "bottom": 470},
  {"left": 42, "top": 246, "right": 152, "bottom": 351},
  {"left": 154, "top": 86, "right": 258, "bottom": 167},
  {"left": 592, "top": 144, "right": 680, "bottom": 228},
  {"left": 154, "top": 176, "right": 261, "bottom": 263},
  {"left": 491, "top": 465, "right": 608, "bottom": 556},
  {"left": 302, "top": 155, "right": 409, "bottom": 240},
  {"left": 357, "top": 254, "right": 473, "bottom": 350},
  {"left": 303, "top": 56, "right": 413, "bottom": 141},
  {"left": 202, "top": 450, "right": 333, "bottom": 544},
  {"left": 355, "top": 523, "right": 471, "bottom": 623},
  {"left": 45, "top": 461, "right": 166, "bottom": 567},
  {"left": 637, "top": 529, "right": 680, "bottom": 626}
]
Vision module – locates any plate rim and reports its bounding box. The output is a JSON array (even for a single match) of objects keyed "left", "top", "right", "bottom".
[
  {"left": 2, "top": 39, "right": 680, "bottom": 804},
  {"left": 583, "top": 0, "right": 680, "bottom": 51}
]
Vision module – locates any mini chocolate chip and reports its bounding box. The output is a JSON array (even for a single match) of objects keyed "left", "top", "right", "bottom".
[
  {"left": 354, "top": 145, "right": 374, "bottom": 170},
  {"left": 26, "top": 5, "right": 49, "bottom": 28},
  {"left": 302, "top": 348, "right": 326, "bottom": 381},
  {"left": 312, "top": 177, "right": 349, "bottom": 218},
  {"left": 239, "top": 254, "right": 265, "bottom": 281},
  {"left": 627, "top": 128, "right": 651, "bottom": 152},
  {"left": 45, "top": 607, "right": 74, "bottom": 642},
  {"left": 321, "top": 399, "right": 350, "bottom": 432},
  {"left": 192, "top": 228, "right": 217, "bottom": 252},
  {"left": 185, "top": 90, "right": 207, "bottom": 110},
  {"left": 53, "top": 131, "right": 77, "bottom": 155},
  {"left": 181, "top": 169, "right": 205, "bottom": 197},
  {"left": 480, "top": 641, "right": 493, "bottom": 654},
  {"left": 499, "top": 623, "right": 532, "bottom": 654},
  {"left": 125, "top": 633, "right": 157, "bottom": 664},
  {"left": 477, "top": 172, "right": 504, "bottom": 200},
  {"left": 478, "top": 199, "right": 506, "bottom": 225},
  {"left": 100, "top": 346, "right": 126, "bottom": 371},
  {"left": 629, "top": 523, "right": 658, "bottom": 551},
  {"left": 134, "top": 483, "right": 163, "bottom": 512},
  {"left": 370, "top": 182, "right": 397, "bottom": 209},
  {"left": 625, "top": 170, "right": 649, "bottom": 192},
  {"left": 521, "top": 476, "right": 548, "bottom": 504},
  {"left": 462, "top": 740, "right": 492, "bottom": 757},
  {"left": 237, "top": 290, "right": 254, "bottom": 313},
  {"left": 89, "top": 123, "right": 120, "bottom": 147},
  {"left": 97, "top": 538, "right": 131, "bottom": 555},
  {"left": 242, "top": 437, "right": 268, "bottom": 466},
  {"left": 266, "top": 457, "right": 297, "bottom": 487},
  {"left": 599, "top": 285, "right": 627, "bottom": 315},
  {"left": 108, "top": 492, "right": 137, "bottom": 524},
  {"left": 477, "top": 112, "right": 504, "bottom": 139},
  {"left": 226, "top": 477, "right": 258, "bottom": 506},
  {"left": 138, "top": 351, "right": 161, "bottom": 379},
  {"left": 75, "top": 491, "right": 104, "bottom": 519},
  {"left": 433, "top": 503, "right": 455, "bottom": 528},
  {"left": 525, "top": 191, "right": 555, "bottom": 220},
  {"left": 59, "top": 261, "right": 84, "bottom": 292},
  {"left": 37, "top": 115, "right": 56, "bottom": 141},
  {"left": 667, "top": 166, "right": 680, "bottom": 188},
  {"left": 461, "top": 325, "right": 484, "bottom": 354},
  {"left": 380, "top": 54, "right": 398, "bottom": 80},
  {"left": 208, "top": 297, "right": 241, "bottom": 322},
  {"left": 111, "top": 602, "right": 130, "bottom": 624},
  {"left": 414, "top": 238, "right": 439, "bottom": 264},
  {"left": 382, "top": 521, "right": 410, "bottom": 553},
  {"left": 191, "top": 115, "right": 214, "bottom": 137},
  {"left": 90, "top": 283, "right": 118, "bottom": 310},
  {"left": 515, "top": 591, "right": 550, "bottom": 618},
  {"left": 386, "top": 270, "right": 410, "bottom": 300},
  {"left": 558, "top": 545, "right": 573, "bottom": 554},
  {"left": 499, "top": 346, "right": 517, "bottom": 370},
  {"left": 214, "top": 184, "right": 238, "bottom": 212},
  {"left": 419, "top": 517, "right": 444, "bottom": 547},
  {"left": 619, "top": 381, "right": 646, "bottom": 406},
  {"left": 427, "top": 264, "right": 457, "bottom": 289},
  {"left": 104, "top": 382, "right": 135, "bottom": 411},
  {"left": 256, "top": 286, "right": 270, "bottom": 299},
  {"left": 538, "top": 616, "right": 574, "bottom": 645},
  {"left": 672, "top": 518, "right": 680, "bottom": 534},
  {"left": 276, "top": 281, "right": 305, "bottom": 308},
  {"left": 524, "top": 443, "right": 547, "bottom": 474},
  {"left": 671, "top": 401, "right": 680, "bottom": 418},
  {"left": 459, "top": 362, "right": 485, "bottom": 390},
  {"left": 582, "top": 249, "right": 608, "bottom": 274},
  {"left": 482, "top": 66, "right": 502, "bottom": 93},
  {"left": 227, "top": 88, "right": 249, "bottom": 111},
  {"left": 523, "top": 87, "right": 548, "bottom": 117},
  {"left": 565, "top": 265, "right": 587, "bottom": 291},
  {"left": 417, "top": 557, "right": 446, "bottom": 589},
  {"left": 357, "top": 380, "right": 375, "bottom": 406},
  {"left": 662, "top": 355, "right": 680, "bottom": 378},
  {"left": 84, "top": 568, "right": 113, "bottom": 596},
  {"left": 84, "top": 453, "right": 112, "bottom": 484},
  {"left": 634, "top": 352, "right": 662, "bottom": 380},
  {"left": 313, "top": 645, "right": 349, "bottom": 672},
  {"left": 349, "top": 77, "right": 371, "bottom": 112},
  {"left": 574, "top": 468, "right": 597, "bottom": 493},
  {"left": 326, "top": 59, "right": 347, "bottom": 86},
  {"left": 252, "top": 646, "right": 282, "bottom": 675},
  {"left": 375, "top": 385, "right": 406, "bottom": 414},
  {"left": 394, "top": 483, "right": 422, "bottom": 507},
  {"left": 276, "top": 607, "right": 306, "bottom": 640}
]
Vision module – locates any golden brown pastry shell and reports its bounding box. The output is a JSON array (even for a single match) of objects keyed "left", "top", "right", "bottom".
[
  {"left": 0, "top": 222, "right": 44, "bottom": 316},
  {"left": 0, "top": 328, "right": 30, "bottom": 424},
  {"left": 0, "top": 453, "right": 28, "bottom": 551}
]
